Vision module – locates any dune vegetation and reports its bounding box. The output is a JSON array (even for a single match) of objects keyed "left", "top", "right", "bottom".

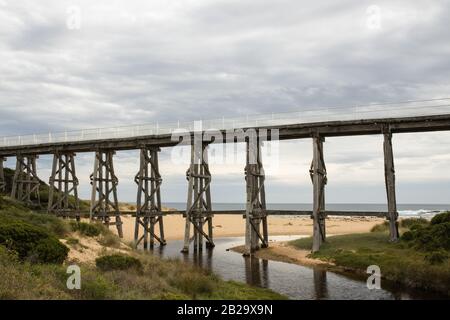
[{"left": 0, "top": 191, "right": 285, "bottom": 300}]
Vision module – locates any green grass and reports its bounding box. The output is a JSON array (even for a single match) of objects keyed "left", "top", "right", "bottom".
[{"left": 290, "top": 232, "right": 450, "bottom": 296}]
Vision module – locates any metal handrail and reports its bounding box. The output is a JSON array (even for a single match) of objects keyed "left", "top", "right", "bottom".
[{"left": 1, "top": 99, "right": 450, "bottom": 148}]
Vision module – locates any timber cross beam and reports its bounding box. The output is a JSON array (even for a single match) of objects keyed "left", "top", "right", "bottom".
[
  {"left": 134, "top": 146, "right": 166, "bottom": 249},
  {"left": 11, "top": 154, "right": 41, "bottom": 206},
  {"left": 182, "top": 142, "right": 214, "bottom": 253},
  {"left": 243, "top": 135, "right": 268, "bottom": 256},
  {"left": 48, "top": 151, "right": 80, "bottom": 220},
  {"left": 90, "top": 150, "right": 123, "bottom": 238}
]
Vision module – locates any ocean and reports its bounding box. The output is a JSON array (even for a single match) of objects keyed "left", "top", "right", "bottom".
[{"left": 163, "top": 202, "right": 449, "bottom": 218}]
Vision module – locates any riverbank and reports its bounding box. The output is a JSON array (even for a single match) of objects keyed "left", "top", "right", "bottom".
[
  {"left": 119, "top": 215, "right": 384, "bottom": 243},
  {"left": 232, "top": 218, "right": 450, "bottom": 297}
]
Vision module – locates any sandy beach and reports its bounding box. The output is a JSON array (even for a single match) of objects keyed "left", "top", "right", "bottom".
[{"left": 119, "top": 214, "right": 384, "bottom": 243}]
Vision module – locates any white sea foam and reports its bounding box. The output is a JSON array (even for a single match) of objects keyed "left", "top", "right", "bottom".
[{"left": 398, "top": 209, "right": 443, "bottom": 217}]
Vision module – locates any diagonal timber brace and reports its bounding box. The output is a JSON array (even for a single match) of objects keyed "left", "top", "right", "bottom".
[
  {"left": 243, "top": 136, "right": 268, "bottom": 256},
  {"left": 11, "top": 154, "right": 41, "bottom": 206},
  {"left": 134, "top": 147, "right": 166, "bottom": 249},
  {"left": 90, "top": 150, "right": 123, "bottom": 238},
  {"left": 182, "top": 143, "right": 214, "bottom": 253},
  {"left": 0, "top": 157, "right": 5, "bottom": 193},
  {"left": 383, "top": 126, "right": 399, "bottom": 241},
  {"left": 47, "top": 152, "right": 80, "bottom": 220},
  {"left": 310, "top": 134, "right": 327, "bottom": 253}
]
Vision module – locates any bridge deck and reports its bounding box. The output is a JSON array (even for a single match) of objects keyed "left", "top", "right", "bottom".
[{"left": 1, "top": 114, "right": 450, "bottom": 157}]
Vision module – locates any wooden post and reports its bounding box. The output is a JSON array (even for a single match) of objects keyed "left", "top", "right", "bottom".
[
  {"left": 383, "top": 127, "right": 399, "bottom": 241},
  {"left": 243, "top": 135, "right": 268, "bottom": 256},
  {"left": 11, "top": 154, "right": 40, "bottom": 206},
  {"left": 90, "top": 151, "right": 123, "bottom": 238},
  {"left": 47, "top": 152, "right": 80, "bottom": 220},
  {"left": 134, "top": 147, "right": 166, "bottom": 249},
  {"left": 0, "top": 157, "right": 5, "bottom": 193},
  {"left": 310, "top": 134, "right": 327, "bottom": 253},
  {"left": 182, "top": 143, "right": 214, "bottom": 253}
]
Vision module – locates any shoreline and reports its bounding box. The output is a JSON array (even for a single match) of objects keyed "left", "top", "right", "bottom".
[{"left": 118, "top": 215, "right": 384, "bottom": 243}]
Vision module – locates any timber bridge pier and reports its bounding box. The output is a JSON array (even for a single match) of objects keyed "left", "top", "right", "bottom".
[{"left": 1, "top": 99, "right": 450, "bottom": 255}]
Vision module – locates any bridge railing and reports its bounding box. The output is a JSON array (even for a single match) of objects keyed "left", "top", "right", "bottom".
[{"left": 1, "top": 99, "right": 450, "bottom": 148}]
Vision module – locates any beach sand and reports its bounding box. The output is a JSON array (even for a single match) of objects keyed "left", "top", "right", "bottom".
[{"left": 118, "top": 214, "right": 384, "bottom": 243}]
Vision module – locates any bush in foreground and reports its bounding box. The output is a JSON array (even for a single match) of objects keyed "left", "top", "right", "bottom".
[
  {"left": 0, "top": 197, "right": 69, "bottom": 238},
  {"left": 431, "top": 212, "right": 450, "bottom": 225},
  {"left": 400, "top": 217, "right": 429, "bottom": 229},
  {"left": 96, "top": 254, "right": 142, "bottom": 271},
  {"left": 0, "top": 222, "right": 68, "bottom": 264},
  {"left": 401, "top": 212, "right": 450, "bottom": 253},
  {"left": 29, "top": 237, "right": 69, "bottom": 264}
]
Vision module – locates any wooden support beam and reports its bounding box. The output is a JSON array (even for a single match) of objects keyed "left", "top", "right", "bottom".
[
  {"left": 90, "top": 151, "right": 123, "bottom": 238},
  {"left": 243, "top": 135, "right": 268, "bottom": 256},
  {"left": 47, "top": 152, "right": 80, "bottom": 220},
  {"left": 88, "top": 209, "right": 388, "bottom": 217},
  {"left": 383, "top": 127, "right": 399, "bottom": 241},
  {"left": 310, "top": 134, "right": 327, "bottom": 253},
  {"left": 11, "top": 154, "right": 40, "bottom": 206},
  {"left": 0, "top": 157, "right": 5, "bottom": 192},
  {"left": 182, "top": 143, "right": 214, "bottom": 253},
  {"left": 134, "top": 146, "right": 166, "bottom": 249}
]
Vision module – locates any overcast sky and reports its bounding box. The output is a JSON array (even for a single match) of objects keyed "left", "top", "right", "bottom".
[{"left": 1, "top": 0, "right": 450, "bottom": 205}]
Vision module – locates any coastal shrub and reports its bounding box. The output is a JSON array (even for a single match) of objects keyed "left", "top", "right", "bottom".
[
  {"left": 401, "top": 212, "right": 450, "bottom": 252},
  {"left": 70, "top": 221, "right": 102, "bottom": 237},
  {"left": 0, "top": 222, "right": 68, "bottom": 264},
  {"left": 96, "top": 254, "right": 142, "bottom": 272},
  {"left": 28, "top": 238, "right": 69, "bottom": 264},
  {"left": 0, "top": 199, "right": 69, "bottom": 238},
  {"left": 409, "top": 223, "right": 426, "bottom": 231},
  {"left": 400, "top": 218, "right": 429, "bottom": 229},
  {"left": 370, "top": 221, "right": 389, "bottom": 233},
  {"left": 430, "top": 212, "right": 450, "bottom": 225},
  {"left": 425, "top": 250, "right": 449, "bottom": 265},
  {"left": 401, "top": 230, "right": 414, "bottom": 241}
]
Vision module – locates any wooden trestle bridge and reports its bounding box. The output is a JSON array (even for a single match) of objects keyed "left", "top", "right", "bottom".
[{"left": 1, "top": 102, "right": 450, "bottom": 255}]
